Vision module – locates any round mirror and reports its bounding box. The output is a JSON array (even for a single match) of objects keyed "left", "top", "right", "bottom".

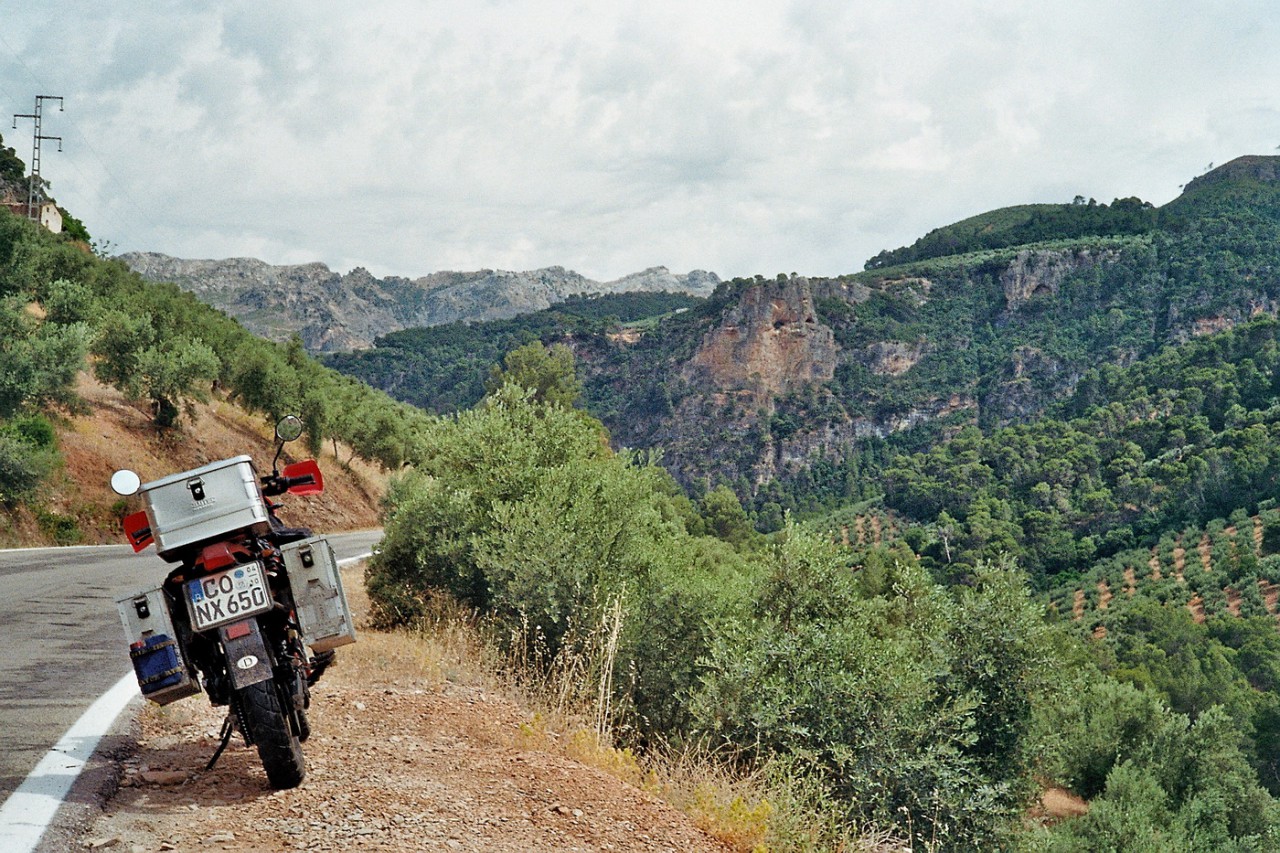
[
  {"left": 275, "top": 414, "right": 304, "bottom": 443},
  {"left": 110, "top": 469, "right": 141, "bottom": 496}
]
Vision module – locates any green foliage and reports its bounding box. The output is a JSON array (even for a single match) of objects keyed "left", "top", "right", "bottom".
[
  {"left": 366, "top": 384, "right": 755, "bottom": 733},
  {"left": 35, "top": 508, "right": 80, "bottom": 545},
  {"left": 91, "top": 310, "right": 221, "bottom": 426},
  {"left": 40, "top": 278, "right": 97, "bottom": 324},
  {"left": 0, "top": 413, "right": 60, "bottom": 507},
  {"left": 350, "top": 162, "right": 1280, "bottom": 848},
  {"left": 0, "top": 297, "right": 91, "bottom": 419},
  {"left": 229, "top": 344, "right": 300, "bottom": 421},
  {"left": 364, "top": 329, "right": 1280, "bottom": 846},
  {"left": 485, "top": 340, "right": 582, "bottom": 408},
  {"left": 0, "top": 133, "right": 24, "bottom": 184},
  {"left": 694, "top": 484, "right": 762, "bottom": 549},
  {"left": 57, "top": 207, "right": 90, "bottom": 243},
  {"left": 135, "top": 339, "right": 220, "bottom": 426},
  {"left": 1034, "top": 707, "right": 1280, "bottom": 851},
  {"left": 325, "top": 290, "right": 700, "bottom": 414},
  {"left": 0, "top": 430, "right": 54, "bottom": 506},
  {"left": 1034, "top": 675, "right": 1171, "bottom": 801},
  {"left": 876, "top": 316, "right": 1280, "bottom": 582},
  {"left": 299, "top": 391, "right": 329, "bottom": 456},
  {"left": 864, "top": 198, "right": 1158, "bottom": 269},
  {"left": 0, "top": 204, "right": 434, "bottom": 484},
  {"left": 690, "top": 532, "right": 1051, "bottom": 848}
]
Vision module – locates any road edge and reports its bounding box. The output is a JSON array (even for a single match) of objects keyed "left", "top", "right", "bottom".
[{"left": 0, "top": 673, "right": 139, "bottom": 853}]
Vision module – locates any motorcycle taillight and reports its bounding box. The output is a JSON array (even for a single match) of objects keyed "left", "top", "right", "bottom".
[{"left": 197, "top": 542, "right": 239, "bottom": 572}]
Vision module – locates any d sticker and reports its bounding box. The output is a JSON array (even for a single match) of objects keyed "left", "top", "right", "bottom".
[{"left": 236, "top": 655, "right": 259, "bottom": 670}]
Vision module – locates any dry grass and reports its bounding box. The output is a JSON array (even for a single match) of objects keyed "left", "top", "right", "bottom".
[
  {"left": 344, "top": 566, "right": 895, "bottom": 853},
  {"left": 341, "top": 563, "right": 502, "bottom": 692}
]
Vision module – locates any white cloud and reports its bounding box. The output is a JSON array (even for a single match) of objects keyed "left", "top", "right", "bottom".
[{"left": 4, "top": 1, "right": 1280, "bottom": 281}]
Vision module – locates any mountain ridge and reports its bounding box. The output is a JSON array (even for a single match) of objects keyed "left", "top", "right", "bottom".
[
  {"left": 117, "top": 251, "right": 720, "bottom": 352},
  {"left": 326, "top": 156, "right": 1280, "bottom": 502}
]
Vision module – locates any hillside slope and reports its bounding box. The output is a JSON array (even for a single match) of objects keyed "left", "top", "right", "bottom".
[
  {"left": 328, "top": 157, "right": 1280, "bottom": 500},
  {"left": 3, "top": 374, "right": 385, "bottom": 548}
]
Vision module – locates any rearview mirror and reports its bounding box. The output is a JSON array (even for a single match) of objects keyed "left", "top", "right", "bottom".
[
  {"left": 275, "top": 415, "right": 304, "bottom": 443},
  {"left": 111, "top": 469, "right": 141, "bottom": 496}
]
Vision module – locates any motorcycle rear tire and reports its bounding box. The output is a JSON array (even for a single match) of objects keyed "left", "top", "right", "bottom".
[{"left": 237, "top": 680, "right": 305, "bottom": 789}]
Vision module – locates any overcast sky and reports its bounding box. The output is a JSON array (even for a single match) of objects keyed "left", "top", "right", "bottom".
[{"left": 3, "top": 2, "right": 1279, "bottom": 282}]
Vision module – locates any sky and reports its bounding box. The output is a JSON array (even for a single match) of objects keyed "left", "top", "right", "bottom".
[{"left": 3, "top": 1, "right": 1280, "bottom": 283}]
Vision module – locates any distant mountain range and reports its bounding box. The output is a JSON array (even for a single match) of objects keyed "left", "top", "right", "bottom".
[
  {"left": 117, "top": 252, "right": 720, "bottom": 352},
  {"left": 323, "top": 156, "right": 1280, "bottom": 501}
]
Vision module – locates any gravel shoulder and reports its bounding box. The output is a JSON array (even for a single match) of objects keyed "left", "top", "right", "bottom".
[{"left": 78, "top": 565, "right": 730, "bottom": 853}]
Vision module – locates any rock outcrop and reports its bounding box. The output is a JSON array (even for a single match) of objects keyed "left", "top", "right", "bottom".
[
  {"left": 653, "top": 277, "right": 840, "bottom": 486},
  {"left": 680, "top": 277, "right": 836, "bottom": 410},
  {"left": 866, "top": 340, "right": 927, "bottom": 376},
  {"left": 1001, "top": 248, "right": 1114, "bottom": 311},
  {"left": 119, "top": 252, "right": 720, "bottom": 352}
]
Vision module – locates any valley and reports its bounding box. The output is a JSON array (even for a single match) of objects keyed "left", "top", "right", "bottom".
[{"left": 11, "top": 154, "right": 1280, "bottom": 849}]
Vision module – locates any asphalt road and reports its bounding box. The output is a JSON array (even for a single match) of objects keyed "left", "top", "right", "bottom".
[{"left": 0, "top": 529, "right": 383, "bottom": 804}]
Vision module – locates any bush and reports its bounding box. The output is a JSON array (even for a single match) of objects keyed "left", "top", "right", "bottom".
[
  {"left": 1032, "top": 676, "right": 1170, "bottom": 799},
  {"left": 365, "top": 383, "right": 756, "bottom": 736},
  {"left": 35, "top": 508, "right": 79, "bottom": 545},
  {"left": 0, "top": 431, "right": 53, "bottom": 506},
  {"left": 690, "top": 530, "right": 1048, "bottom": 848},
  {"left": 1034, "top": 707, "right": 1280, "bottom": 850}
]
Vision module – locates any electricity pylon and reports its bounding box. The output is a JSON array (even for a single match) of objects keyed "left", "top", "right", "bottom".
[{"left": 12, "top": 95, "right": 63, "bottom": 220}]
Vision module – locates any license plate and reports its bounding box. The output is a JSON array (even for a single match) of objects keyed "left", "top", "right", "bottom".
[{"left": 186, "top": 562, "right": 272, "bottom": 631}]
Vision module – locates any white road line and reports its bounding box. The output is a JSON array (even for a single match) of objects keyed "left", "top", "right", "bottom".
[
  {"left": 337, "top": 551, "right": 373, "bottom": 566},
  {"left": 0, "top": 672, "right": 139, "bottom": 853},
  {"left": 0, "top": 544, "right": 133, "bottom": 554}
]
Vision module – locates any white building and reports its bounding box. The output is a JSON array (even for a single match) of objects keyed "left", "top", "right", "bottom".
[{"left": 38, "top": 202, "right": 61, "bottom": 234}]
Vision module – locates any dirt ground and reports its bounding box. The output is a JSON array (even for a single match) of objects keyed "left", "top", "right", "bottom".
[{"left": 78, "top": 564, "right": 730, "bottom": 853}]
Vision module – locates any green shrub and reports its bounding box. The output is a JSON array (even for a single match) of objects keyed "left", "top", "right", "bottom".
[
  {"left": 35, "top": 508, "right": 79, "bottom": 545},
  {"left": 1034, "top": 708, "right": 1280, "bottom": 851},
  {"left": 690, "top": 531, "right": 1048, "bottom": 848},
  {"left": 1032, "top": 676, "right": 1170, "bottom": 799},
  {"left": 0, "top": 431, "right": 53, "bottom": 506},
  {"left": 365, "top": 383, "right": 756, "bottom": 735}
]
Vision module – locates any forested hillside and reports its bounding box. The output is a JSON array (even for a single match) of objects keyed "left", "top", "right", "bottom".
[
  {"left": 350, "top": 155, "right": 1280, "bottom": 849},
  {"left": 330, "top": 158, "right": 1280, "bottom": 522},
  {"left": 323, "top": 290, "right": 701, "bottom": 413},
  {"left": 367, "top": 342, "right": 1280, "bottom": 850}
]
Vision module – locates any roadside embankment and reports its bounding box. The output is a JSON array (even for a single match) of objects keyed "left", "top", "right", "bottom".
[{"left": 79, "top": 563, "right": 731, "bottom": 853}]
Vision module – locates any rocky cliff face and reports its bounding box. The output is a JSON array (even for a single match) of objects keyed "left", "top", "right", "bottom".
[
  {"left": 680, "top": 277, "right": 836, "bottom": 409},
  {"left": 641, "top": 249, "right": 1131, "bottom": 489},
  {"left": 119, "top": 252, "right": 720, "bottom": 352},
  {"left": 649, "top": 277, "right": 841, "bottom": 486}
]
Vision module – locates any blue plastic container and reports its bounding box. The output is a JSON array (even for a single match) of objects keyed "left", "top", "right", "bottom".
[{"left": 129, "top": 634, "right": 186, "bottom": 694}]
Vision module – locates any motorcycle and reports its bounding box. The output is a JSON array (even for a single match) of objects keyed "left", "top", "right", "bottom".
[{"left": 110, "top": 415, "right": 356, "bottom": 789}]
